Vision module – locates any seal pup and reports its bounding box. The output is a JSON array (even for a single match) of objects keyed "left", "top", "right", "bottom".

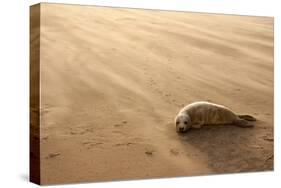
[{"left": 175, "top": 101, "right": 256, "bottom": 133}]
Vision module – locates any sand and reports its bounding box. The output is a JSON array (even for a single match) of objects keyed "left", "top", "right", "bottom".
[{"left": 35, "top": 3, "right": 273, "bottom": 185}]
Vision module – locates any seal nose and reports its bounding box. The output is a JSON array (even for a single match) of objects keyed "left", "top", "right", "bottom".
[{"left": 179, "top": 127, "right": 184, "bottom": 132}]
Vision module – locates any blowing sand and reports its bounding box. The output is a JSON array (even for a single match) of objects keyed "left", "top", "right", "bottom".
[{"left": 36, "top": 3, "right": 273, "bottom": 184}]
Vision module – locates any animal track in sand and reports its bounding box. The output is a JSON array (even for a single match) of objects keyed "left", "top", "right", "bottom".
[
  {"left": 45, "top": 152, "right": 60, "bottom": 159},
  {"left": 114, "top": 124, "right": 123, "bottom": 127},
  {"left": 113, "top": 120, "right": 128, "bottom": 128},
  {"left": 82, "top": 141, "right": 103, "bottom": 150},
  {"left": 147, "top": 77, "right": 182, "bottom": 106},
  {"left": 169, "top": 148, "right": 180, "bottom": 156},
  {"left": 145, "top": 149, "right": 155, "bottom": 157},
  {"left": 42, "top": 136, "right": 49, "bottom": 141},
  {"left": 69, "top": 127, "right": 95, "bottom": 135},
  {"left": 176, "top": 76, "right": 182, "bottom": 80},
  {"left": 112, "top": 130, "right": 128, "bottom": 136},
  {"left": 114, "top": 142, "right": 135, "bottom": 147},
  {"left": 262, "top": 135, "right": 274, "bottom": 142}
]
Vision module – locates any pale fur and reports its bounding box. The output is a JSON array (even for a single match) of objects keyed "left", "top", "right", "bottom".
[{"left": 175, "top": 101, "right": 254, "bottom": 132}]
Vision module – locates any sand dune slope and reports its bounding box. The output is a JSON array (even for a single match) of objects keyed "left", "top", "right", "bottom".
[{"left": 38, "top": 3, "right": 273, "bottom": 184}]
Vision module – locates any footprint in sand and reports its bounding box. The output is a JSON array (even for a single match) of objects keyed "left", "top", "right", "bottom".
[
  {"left": 114, "top": 124, "right": 123, "bottom": 127},
  {"left": 165, "top": 93, "right": 171, "bottom": 97},
  {"left": 170, "top": 148, "right": 180, "bottom": 156},
  {"left": 42, "top": 136, "right": 49, "bottom": 141},
  {"left": 145, "top": 149, "right": 155, "bottom": 157},
  {"left": 262, "top": 135, "right": 274, "bottom": 142},
  {"left": 45, "top": 152, "right": 60, "bottom": 159},
  {"left": 114, "top": 142, "right": 134, "bottom": 147},
  {"left": 176, "top": 76, "right": 182, "bottom": 80},
  {"left": 82, "top": 141, "right": 103, "bottom": 150},
  {"left": 113, "top": 120, "right": 128, "bottom": 128},
  {"left": 112, "top": 130, "right": 128, "bottom": 136},
  {"left": 83, "top": 127, "right": 94, "bottom": 133},
  {"left": 69, "top": 127, "right": 95, "bottom": 135},
  {"left": 69, "top": 131, "right": 78, "bottom": 135}
]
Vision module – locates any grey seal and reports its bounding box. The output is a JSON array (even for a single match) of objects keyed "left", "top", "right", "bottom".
[{"left": 175, "top": 101, "right": 256, "bottom": 133}]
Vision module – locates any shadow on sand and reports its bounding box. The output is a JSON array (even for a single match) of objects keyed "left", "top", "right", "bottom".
[{"left": 167, "top": 123, "right": 272, "bottom": 174}]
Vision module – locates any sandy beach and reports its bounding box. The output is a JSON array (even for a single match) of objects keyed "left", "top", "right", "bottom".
[{"left": 35, "top": 3, "right": 273, "bottom": 184}]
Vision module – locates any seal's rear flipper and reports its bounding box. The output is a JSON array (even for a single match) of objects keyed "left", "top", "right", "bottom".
[
  {"left": 238, "top": 115, "right": 256, "bottom": 121},
  {"left": 235, "top": 118, "right": 255, "bottom": 128}
]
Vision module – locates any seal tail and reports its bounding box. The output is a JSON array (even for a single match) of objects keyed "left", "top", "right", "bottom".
[
  {"left": 235, "top": 119, "right": 254, "bottom": 128},
  {"left": 238, "top": 115, "right": 256, "bottom": 121}
]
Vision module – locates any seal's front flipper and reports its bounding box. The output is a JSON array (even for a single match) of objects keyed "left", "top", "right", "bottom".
[{"left": 192, "top": 123, "right": 203, "bottom": 129}]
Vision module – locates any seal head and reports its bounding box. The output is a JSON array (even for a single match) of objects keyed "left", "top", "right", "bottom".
[{"left": 175, "top": 114, "right": 191, "bottom": 133}]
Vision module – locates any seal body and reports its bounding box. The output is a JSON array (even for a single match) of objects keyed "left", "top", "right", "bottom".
[{"left": 175, "top": 101, "right": 255, "bottom": 133}]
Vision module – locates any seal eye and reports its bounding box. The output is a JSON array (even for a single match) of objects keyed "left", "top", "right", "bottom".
[
  {"left": 184, "top": 121, "right": 188, "bottom": 124},
  {"left": 176, "top": 121, "right": 179, "bottom": 125}
]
